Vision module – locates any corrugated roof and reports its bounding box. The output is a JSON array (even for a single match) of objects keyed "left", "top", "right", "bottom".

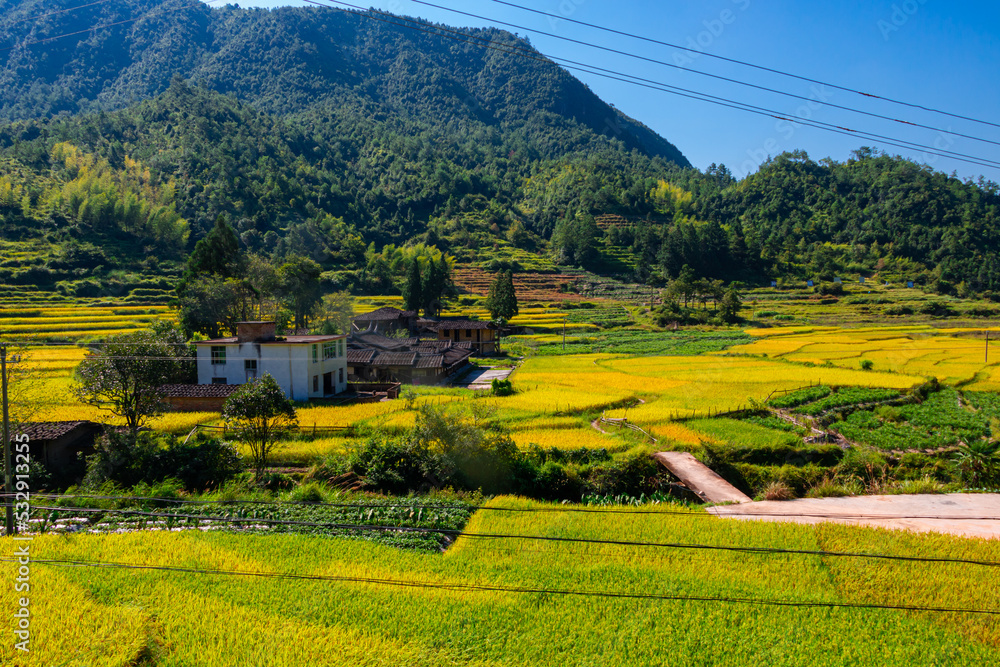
[
  {"left": 354, "top": 307, "right": 417, "bottom": 321},
  {"left": 162, "top": 384, "right": 242, "bottom": 398}
]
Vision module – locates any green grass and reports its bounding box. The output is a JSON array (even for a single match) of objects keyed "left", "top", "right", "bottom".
[
  {"left": 522, "top": 329, "right": 753, "bottom": 356},
  {"left": 687, "top": 417, "right": 802, "bottom": 448}
]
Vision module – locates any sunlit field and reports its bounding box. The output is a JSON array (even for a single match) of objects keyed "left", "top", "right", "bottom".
[
  {"left": 3, "top": 497, "right": 999, "bottom": 666},
  {"left": 729, "top": 325, "right": 1000, "bottom": 388},
  {"left": 14, "top": 325, "right": 1000, "bottom": 465}
]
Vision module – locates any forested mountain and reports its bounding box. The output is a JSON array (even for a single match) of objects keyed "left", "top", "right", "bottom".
[{"left": 1, "top": 0, "right": 999, "bottom": 300}]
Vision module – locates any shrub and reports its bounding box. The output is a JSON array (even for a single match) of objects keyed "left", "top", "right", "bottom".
[
  {"left": 491, "top": 378, "right": 515, "bottom": 396},
  {"left": 761, "top": 481, "right": 795, "bottom": 501},
  {"left": 860, "top": 359, "right": 874, "bottom": 370},
  {"left": 83, "top": 431, "right": 243, "bottom": 492},
  {"left": 806, "top": 478, "right": 861, "bottom": 498}
]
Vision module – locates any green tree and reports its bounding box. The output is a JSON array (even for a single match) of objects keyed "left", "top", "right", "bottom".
[
  {"left": 485, "top": 270, "right": 519, "bottom": 320},
  {"left": 184, "top": 215, "right": 242, "bottom": 282},
  {"left": 718, "top": 285, "right": 743, "bottom": 324},
  {"left": 73, "top": 328, "right": 193, "bottom": 437},
  {"left": 314, "top": 291, "right": 355, "bottom": 334},
  {"left": 403, "top": 259, "right": 423, "bottom": 313},
  {"left": 277, "top": 256, "right": 323, "bottom": 331},
  {"left": 222, "top": 374, "right": 297, "bottom": 481}
]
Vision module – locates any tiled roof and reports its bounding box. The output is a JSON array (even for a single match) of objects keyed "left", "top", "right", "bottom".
[
  {"left": 162, "top": 384, "right": 242, "bottom": 398},
  {"left": 415, "top": 354, "right": 444, "bottom": 369},
  {"left": 19, "top": 421, "right": 100, "bottom": 441},
  {"left": 354, "top": 307, "right": 417, "bottom": 321},
  {"left": 372, "top": 352, "right": 418, "bottom": 367},
  {"left": 350, "top": 333, "right": 418, "bottom": 350},
  {"left": 443, "top": 348, "right": 474, "bottom": 365},
  {"left": 347, "top": 349, "right": 377, "bottom": 365},
  {"left": 432, "top": 320, "right": 494, "bottom": 330}
]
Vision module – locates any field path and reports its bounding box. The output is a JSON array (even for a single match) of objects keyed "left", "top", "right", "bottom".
[
  {"left": 653, "top": 452, "right": 753, "bottom": 504},
  {"left": 708, "top": 493, "right": 1000, "bottom": 539}
]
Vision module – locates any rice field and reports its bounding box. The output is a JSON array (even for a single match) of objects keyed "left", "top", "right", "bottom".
[
  {"left": 729, "top": 325, "right": 1000, "bottom": 387},
  {"left": 14, "top": 321, "right": 1000, "bottom": 466},
  {"left": 3, "top": 497, "right": 1000, "bottom": 665},
  {"left": 0, "top": 304, "right": 173, "bottom": 340}
]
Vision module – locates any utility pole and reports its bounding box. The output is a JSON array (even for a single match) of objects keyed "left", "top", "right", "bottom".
[
  {"left": 987, "top": 331, "right": 990, "bottom": 365},
  {"left": 562, "top": 317, "right": 566, "bottom": 351},
  {"left": 2, "top": 344, "right": 12, "bottom": 536}
]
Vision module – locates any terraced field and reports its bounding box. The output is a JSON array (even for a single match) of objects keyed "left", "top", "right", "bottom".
[{"left": 0, "top": 304, "right": 173, "bottom": 341}]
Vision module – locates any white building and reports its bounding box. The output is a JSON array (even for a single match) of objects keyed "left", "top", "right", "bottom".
[{"left": 194, "top": 321, "right": 348, "bottom": 401}]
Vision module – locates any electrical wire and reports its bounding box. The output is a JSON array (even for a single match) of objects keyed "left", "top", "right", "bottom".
[
  {"left": 5, "top": 556, "right": 1000, "bottom": 615},
  {"left": 412, "top": 0, "right": 1000, "bottom": 149},
  {"left": 8, "top": 0, "right": 116, "bottom": 28},
  {"left": 487, "top": 0, "right": 1000, "bottom": 131},
  {"left": 15, "top": 492, "right": 1000, "bottom": 522},
  {"left": 0, "top": 0, "right": 226, "bottom": 55},
  {"left": 307, "top": 1, "right": 1000, "bottom": 171},
  {"left": 22, "top": 503, "right": 1000, "bottom": 567}
]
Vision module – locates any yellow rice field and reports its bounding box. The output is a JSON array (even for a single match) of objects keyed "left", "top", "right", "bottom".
[
  {"left": 12, "top": 325, "right": 1000, "bottom": 461},
  {"left": 3, "top": 498, "right": 1000, "bottom": 665}
]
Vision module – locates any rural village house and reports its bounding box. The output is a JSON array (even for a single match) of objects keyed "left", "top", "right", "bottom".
[{"left": 194, "top": 321, "right": 348, "bottom": 401}]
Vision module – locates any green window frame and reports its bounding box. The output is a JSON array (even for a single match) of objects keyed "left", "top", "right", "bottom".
[{"left": 211, "top": 346, "right": 226, "bottom": 365}]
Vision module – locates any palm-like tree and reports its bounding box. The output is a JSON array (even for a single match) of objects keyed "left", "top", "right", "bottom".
[{"left": 954, "top": 440, "right": 1000, "bottom": 487}]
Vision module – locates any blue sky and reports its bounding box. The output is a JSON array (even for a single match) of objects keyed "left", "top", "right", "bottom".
[{"left": 221, "top": 0, "right": 1000, "bottom": 181}]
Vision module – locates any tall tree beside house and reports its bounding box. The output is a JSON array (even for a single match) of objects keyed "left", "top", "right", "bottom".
[
  {"left": 485, "top": 270, "right": 519, "bottom": 320},
  {"left": 72, "top": 326, "right": 193, "bottom": 438},
  {"left": 182, "top": 215, "right": 242, "bottom": 285},
  {"left": 277, "top": 255, "right": 323, "bottom": 331},
  {"left": 222, "top": 374, "right": 297, "bottom": 482},
  {"left": 421, "top": 256, "right": 451, "bottom": 316},
  {"left": 403, "top": 259, "right": 423, "bottom": 314}
]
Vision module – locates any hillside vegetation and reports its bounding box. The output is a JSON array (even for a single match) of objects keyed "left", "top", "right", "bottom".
[{"left": 0, "top": 1, "right": 998, "bottom": 302}]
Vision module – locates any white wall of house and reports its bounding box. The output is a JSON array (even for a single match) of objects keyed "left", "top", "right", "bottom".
[{"left": 196, "top": 337, "right": 348, "bottom": 401}]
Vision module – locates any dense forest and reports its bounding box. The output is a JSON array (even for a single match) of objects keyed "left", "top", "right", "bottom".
[{"left": 1, "top": 0, "right": 999, "bottom": 299}]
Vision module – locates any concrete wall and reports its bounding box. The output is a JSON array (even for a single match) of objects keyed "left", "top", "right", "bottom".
[{"left": 197, "top": 339, "right": 348, "bottom": 401}]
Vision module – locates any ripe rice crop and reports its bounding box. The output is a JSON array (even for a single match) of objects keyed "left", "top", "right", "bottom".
[
  {"left": 4, "top": 499, "right": 1000, "bottom": 665},
  {"left": 512, "top": 426, "right": 623, "bottom": 449}
]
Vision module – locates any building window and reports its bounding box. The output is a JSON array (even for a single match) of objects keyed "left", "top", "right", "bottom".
[
  {"left": 339, "top": 367, "right": 344, "bottom": 383},
  {"left": 244, "top": 359, "right": 257, "bottom": 380},
  {"left": 338, "top": 339, "right": 344, "bottom": 357},
  {"left": 323, "top": 342, "right": 336, "bottom": 360},
  {"left": 312, "top": 344, "right": 318, "bottom": 363},
  {"left": 313, "top": 375, "right": 319, "bottom": 393},
  {"left": 211, "top": 377, "right": 227, "bottom": 385},
  {"left": 211, "top": 346, "right": 226, "bottom": 365},
  {"left": 465, "top": 329, "right": 471, "bottom": 337}
]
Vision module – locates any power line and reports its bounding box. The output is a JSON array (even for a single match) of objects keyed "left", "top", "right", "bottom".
[
  {"left": 486, "top": 0, "right": 1000, "bottom": 132},
  {"left": 19, "top": 492, "right": 1000, "bottom": 522},
  {"left": 412, "top": 0, "right": 1000, "bottom": 150},
  {"left": 26, "top": 503, "right": 1000, "bottom": 567},
  {"left": 7, "top": 556, "right": 1000, "bottom": 615},
  {"left": 8, "top": 0, "right": 116, "bottom": 28},
  {"left": 310, "top": 2, "right": 1000, "bottom": 171},
  {"left": 0, "top": 0, "right": 226, "bottom": 55}
]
